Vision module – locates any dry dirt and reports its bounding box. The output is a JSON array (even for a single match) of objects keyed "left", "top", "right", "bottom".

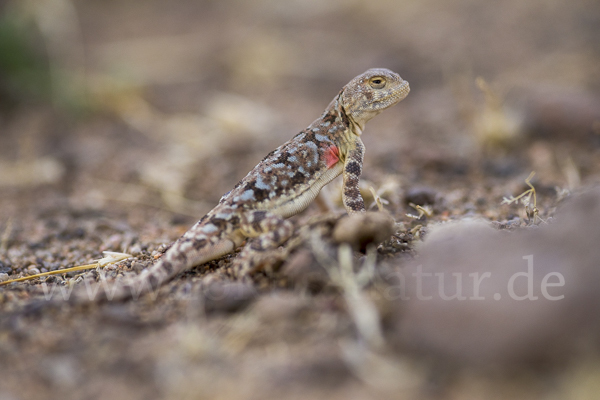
[{"left": 1, "top": 0, "right": 600, "bottom": 399}]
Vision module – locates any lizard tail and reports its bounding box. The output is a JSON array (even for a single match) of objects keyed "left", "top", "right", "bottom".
[{"left": 58, "top": 235, "right": 237, "bottom": 304}]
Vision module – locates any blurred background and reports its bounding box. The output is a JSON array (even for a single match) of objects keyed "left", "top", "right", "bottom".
[
  {"left": 1, "top": 0, "right": 600, "bottom": 399},
  {"left": 1, "top": 0, "right": 598, "bottom": 217}
]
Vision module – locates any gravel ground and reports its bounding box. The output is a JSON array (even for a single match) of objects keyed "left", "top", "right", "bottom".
[{"left": 1, "top": 0, "right": 600, "bottom": 399}]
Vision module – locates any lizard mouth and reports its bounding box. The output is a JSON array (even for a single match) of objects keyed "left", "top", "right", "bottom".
[
  {"left": 390, "top": 80, "right": 410, "bottom": 105},
  {"left": 372, "top": 81, "right": 410, "bottom": 109},
  {"left": 397, "top": 80, "right": 411, "bottom": 99}
]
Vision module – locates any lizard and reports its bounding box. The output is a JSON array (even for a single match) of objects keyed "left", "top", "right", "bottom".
[{"left": 66, "top": 68, "right": 410, "bottom": 302}]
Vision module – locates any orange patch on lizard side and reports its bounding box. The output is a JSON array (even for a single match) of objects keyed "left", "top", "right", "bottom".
[{"left": 324, "top": 145, "right": 340, "bottom": 169}]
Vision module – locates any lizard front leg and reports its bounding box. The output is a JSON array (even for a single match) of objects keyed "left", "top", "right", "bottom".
[
  {"left": 233, "top": 210, "right": 294, "bottom": 277},
  {"left": 342, "top": 138, "right": 366, "bottom": 214}
]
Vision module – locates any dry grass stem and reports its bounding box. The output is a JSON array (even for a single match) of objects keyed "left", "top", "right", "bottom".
[{"left": 0, "top": 251, "right": 131, "bottom": 286}]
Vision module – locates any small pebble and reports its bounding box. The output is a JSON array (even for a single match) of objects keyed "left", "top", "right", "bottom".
[
  {"left": 27, "top": 265, "right": 41, "bottom": 275},
  {"left": 333, "top": 211, "right": 394, "bottom": 251},
  {"left": 131, "top": 261, "right": 146, "bottom": 273},
  {"left": 0, "top": 273, "right": 9, "bottom": 282},
  {"left": 0, "top": 260, "right": 11, "bottom": 274},
  {"left": 129, "top": 243, "right": 142, "bottom": 255}
]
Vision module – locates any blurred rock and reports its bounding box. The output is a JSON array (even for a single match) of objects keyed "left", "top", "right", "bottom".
[
  {"left": 520, "top": 87, "right": 600, "bottom": 145},
  {"left": 389, "top": 187, "right": 600, "bottom": 368},
  {"left": 202, "top": 281, "right": 257, "bottom": 314},
  {"left": 251, "top": 292, "right": 309, "bottom": 323},
  {"left": 281, "top": 248, "right": 330, "bottom": 293},
  {"left": 332, "top": 212, "right": 395, "bottom": 251},
  {"left": 404, "top": 186, "right": 438, "bottom": 206}
]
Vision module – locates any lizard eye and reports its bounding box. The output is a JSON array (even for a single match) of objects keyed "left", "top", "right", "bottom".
[{"left": 369, "top": 76, "right": 386, "bottom": 89}]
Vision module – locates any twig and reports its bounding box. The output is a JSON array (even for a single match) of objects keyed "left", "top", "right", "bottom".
[
  {"left": 368, "top": 187, "right": 385, "bottom": 212},
  {"left": 309, "top": 232, "right": 384, "bottom": 349},
  {"left": 501, "top": 171, "right": 545, "bottom": 223},
  {"left": 0, "top": 251, "right": 131, "bottom": 286},
  {"left": 406, "top": 203, "right": 432, "bottom": 219}
]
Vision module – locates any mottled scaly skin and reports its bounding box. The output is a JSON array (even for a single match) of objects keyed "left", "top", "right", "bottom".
[{"left": 71, "top": 68, "right": 409, "bottom": 302}]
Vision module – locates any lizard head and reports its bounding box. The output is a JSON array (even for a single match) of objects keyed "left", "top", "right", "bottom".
[{"left": 341, "top": 68, "right": 410, "bottom": 131}]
